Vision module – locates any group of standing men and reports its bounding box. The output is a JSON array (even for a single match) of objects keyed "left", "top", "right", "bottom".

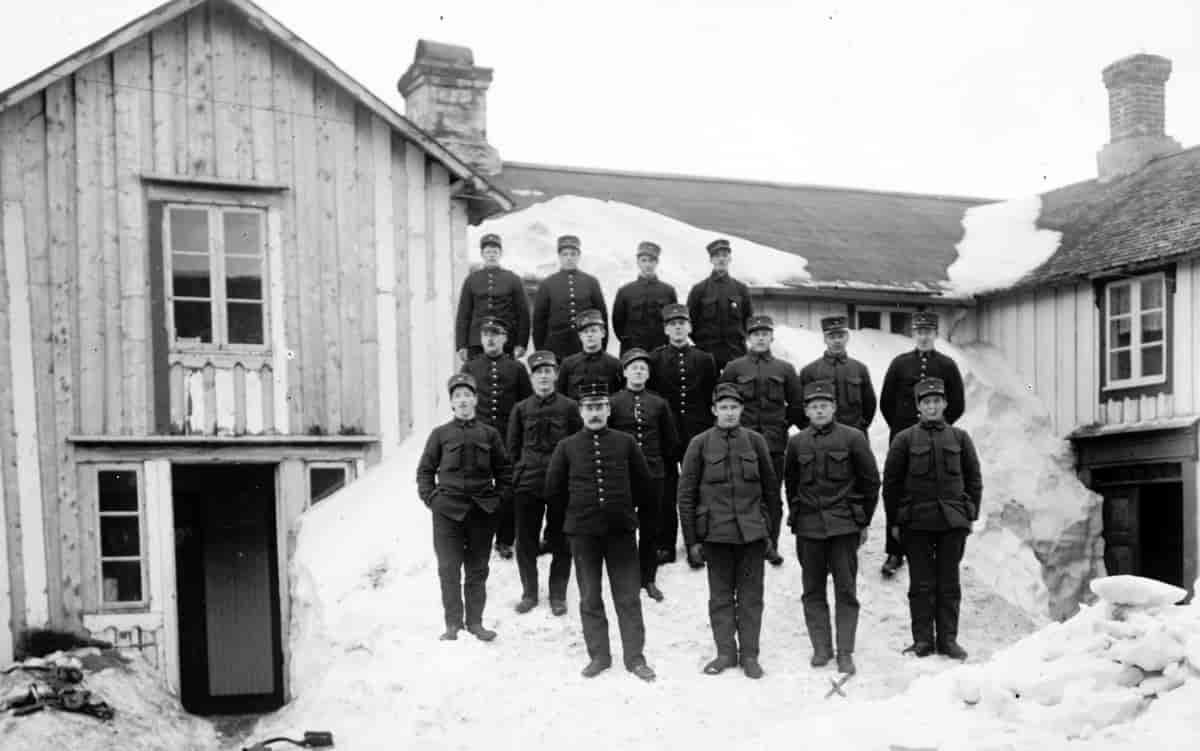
[{"left": 418, "top": 230, "right": 983, "bottom": 682}]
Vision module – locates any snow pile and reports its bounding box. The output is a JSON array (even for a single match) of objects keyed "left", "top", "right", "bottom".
[{"left": 947, "top": 195, "right": 1062, "bottom": 295}]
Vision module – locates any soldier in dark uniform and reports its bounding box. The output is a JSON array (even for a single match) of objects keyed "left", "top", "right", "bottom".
[
  {"left": 718, "top": 314, "right": 804, "bottom": 566},
  {"left": 678, "top": 383, "right": 779, "bottom": 680},
  {"left": 461, "top": 317, "right": 532, "bottom": 559},
  {"left": 686, "top": 238, "right": 754, "bottom": 371},
  {"left": 648, "top": 303, "right": 718, "bottom": 566},
  {"left": 556, "top": 309, "right": 623, "bottom": 400},
  {"left": 612, "top": 241, "right": 678, "bottom": 354},
  {"left": 785, "top": 380, "right": 881, "bottom": 676},
  {"left": 798, "top": 315, "right": 877, "bottom": 434},
  {"left": 882, "top": 377, "right": 982, "bottom": 661},
  {"left": 545, "top": 382, "right": 657, "bottom": 681},
  {"left": 455, "top": 233, "right": 531, "bottom": 361},
  {"left": 507, "top": 351, "right": 581, "bottom": 616},
  {"left": 415, "top": 373, "right": 513, "bottom": 642},
  {"left": 609, "top": 348, "right": 680, "bottom": 602},
  {"left": 878, "top": 312, "right": 966, "bottom": 578},
  {"left": 532, "top": 235, "right": 607, "bottom": 360}
]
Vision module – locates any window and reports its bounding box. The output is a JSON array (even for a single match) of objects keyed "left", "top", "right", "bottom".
[
  {"left": 1105, "top": 273, "right": 1167, "bottom": 389},
  {"left": 166, "top": 204, "right": 267, "bottom": 349},
  {"left": 309, "top": 464, "right": 349, "bottom": 505},
  {"left": 97, "top": 468, "right": 146, "bottom": 608},
  {"left": 857, "top": 311, "right": 882, "bottom": 330},
  {"left": 855, "top": 308, "right": 914, "bottom": 337}
]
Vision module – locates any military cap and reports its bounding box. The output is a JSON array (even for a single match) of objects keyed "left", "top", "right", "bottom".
[
  {"left": 527, "top": 350, "right": 558, "bottom": 371},
  {"left": 746, "top": 314, "right": 775, "bottom": 333},
  {"left": 479, "top": 233, "right": 502, "bottom": 250},
  {"left": 803, "top": 379, "right": 837, "bottom": 404},
  {"left": 912, "top": 311, "right": 939, "bottom": 331},
  {"left": 574, "top": 309, "right": 606, "bottom": 331},
  {"left": 821, "top": 315, "right": 849, "bottom": 333},
  {"left": 447, "top": 373, "right": 477, "bottom": 394},
  {"left": 712, "top": 382, "right": 744, "bottom": 404},
  {"left": 636, "top": 241, "right": 661, "bottom": 260},
  {"left": 706, "top": 238, "right": 732, "bottom": 255},
  {"left": 621, "top": 348, "right": 652, "bottom": 370},
  {"left": 914, "top": 377, "right": 946, "bottom": 400},
  {"left": 479, "top": 316, "right": 508, "bottom": 335},
  {"left": 557, "top": 235, "right": 581, "bottom": 252},
  {"left": 661, "top": 303, "right": 689, "bottom": 324},
  {"left": 577, "top": 381, "right": 610, "bottom": 402}
]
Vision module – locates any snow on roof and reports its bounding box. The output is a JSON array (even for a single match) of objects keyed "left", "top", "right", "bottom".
[{"left": 946, "top": 194, "right": 1062, "bottom": 295}]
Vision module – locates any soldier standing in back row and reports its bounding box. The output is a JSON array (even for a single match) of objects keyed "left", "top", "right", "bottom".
[
  {"left": 612, "top": 241, "right": 678, "bottom": 354},
  {"left": 455, "top": 233, "right": 530, "bottom": 361},
  {"left": 532, "top": 235, "right": 607, "bottom": 360},
  {"left": 878, "top": 312, "right": 965, "bottom": 579},
  {"left": 798, "top": 315, "right": 876, "bottom": 434},
  {"left": 687, "top": 238, "right": 753, "bottom": 371},
  {"left": 557, "top": 309, "right": 623, "bottom": 401}
]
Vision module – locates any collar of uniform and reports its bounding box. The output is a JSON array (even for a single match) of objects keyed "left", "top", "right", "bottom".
[
  {"left": 582, "top": 349, "right": 604, "bottom": 359},
  {"left": 718, "top": 425, "right": 741, "bottom": 438},
  {"left": 824, "top": 351, "right": 847, "bottom": 364},
  {"left": 639, "top": 274, "right": 658, "bottom": 283},
  {"left": 920, "top": 419, "right": 946, "bottom": 431},
  {"left": 482, "top": 263, "right": 503, "bottom": 272},
  {"left": 709, "top": 270, "right": 729, "bottom": 281},
  {"left": 454, "top": 417, "right": 477, "bottom": 428},
  {"left": 811, "top": 421, "right": 835, "bottom": 436},
  {"left": 914, "top": 347, "right": 936, "bottom": 356},
  {"left": 625, "top": 385, "right": 647, "bottom": 395},
  {"left": 749, "top": 350, "right": 774, "bottom": 363},
  {"left": 669, "top": 342, "right": 691, "bottom": 353},
  {"left": 484, "top": 352, "right": 506, "bottom": 362},
  {"left": 586, "top": 426, "right": 610, "bottom": 437},
  {"left": 534, "top": 390, "right": 557, "bottom": 405}
]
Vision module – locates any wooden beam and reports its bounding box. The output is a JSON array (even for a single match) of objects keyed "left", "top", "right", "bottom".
[
  {"left": 372, "top": 117, "right": 399, "bottom": 455},
  {"left": 73, "top": 443, "right": 372, "bottom": 464},
  {"left": 267, "top": 208, "right": 288, "bottom": 433},
  {"left": 68, "top": 433, "right": 379, "bottom": 445},
  {"left": 144, "top": 458, "right": 180, "bottom": 693},
  {"left": 140, "top": 173, "right": 289, "bottom": 192}
]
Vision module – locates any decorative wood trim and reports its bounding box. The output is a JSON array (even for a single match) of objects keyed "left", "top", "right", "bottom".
[
  {"left": 142, "top": 172, "right": 289, "bottom": 193},
  {"left": 68, "top": 434, "right": 378, "bottom": 446}
]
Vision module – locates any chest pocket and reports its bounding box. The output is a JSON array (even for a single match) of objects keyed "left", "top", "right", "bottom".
[
  {"left": 568, "top": 373, "right": 587, "bottom": 396},
  {"left": 704, "top": 451, "right": 727, "bottom": 483},
  {"left": 766, "top": 375, "right": 785, "bottom": 402},
  {"left": 942, "top": 444, "right": 962, "bottom": 475},
  {"left": 473, "top": 440, "right": 493, "bottom": 470},
  {"left": 909, "top": 445, "right": 932, "bottom": 477},
  {"left": 845, "top": 376, "right": 863, "bottom": 406},
  {"left": 740, "top": 453, "right": 760, "bottom": 482},
  {"left": 701, "top": 296, "right": 720, "bottom": 320},
  {"left": 440, "top": 441, "right": 464, "bottom": 471},
  {"left": 826, "top": 450, "right": 850, "bottom": 481},
  {"left": 796, "top": 453, "right": 816, "bottom": 485},
  {"left": 735, "top": 374, "right": 756, "bottom": 401}
]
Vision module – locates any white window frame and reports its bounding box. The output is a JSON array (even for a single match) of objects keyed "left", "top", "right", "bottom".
[
  {"left": 95, "top": 464, "right": 149, "bottom": 612},
  {"left": 306, "top": 461, "right": 356, "bottom": 507},
  {"left": 163, "top": 202, "right": 270, "bottom": 354},
  {"left": 1104, "top": 272, "right": 1168, "bottom": 390}
]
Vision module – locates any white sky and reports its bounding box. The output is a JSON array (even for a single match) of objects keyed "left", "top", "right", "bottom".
[{"left": 2, "top": 0, "right": 1198, "bottom": 198}]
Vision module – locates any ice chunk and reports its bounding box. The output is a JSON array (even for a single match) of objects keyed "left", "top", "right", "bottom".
[{"left": 1090, "top": 575, "right": 1188, "bottom": 607}]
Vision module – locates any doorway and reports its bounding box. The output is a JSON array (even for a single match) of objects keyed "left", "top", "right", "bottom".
[
  {"left": 1101, "top": 478, "right": 1185, "bottom": 588},
  {"left": 173, "top": 464, "right": 283, "bottom": 714}
]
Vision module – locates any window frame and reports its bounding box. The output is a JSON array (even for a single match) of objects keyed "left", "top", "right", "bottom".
[
  {"left": 306, "top": 461, "right": 356, "bottom": 507},
  {"left": 94, "top": 463, "right": 150, "bottom": 612},
  {"left": 854, "top": 306, "right": 917, "bottom": 337},
  {"left": 1102, "top": 272, "right": 1169, "bottom": 391}
]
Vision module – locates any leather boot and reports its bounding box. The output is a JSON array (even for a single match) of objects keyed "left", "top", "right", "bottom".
[
  {"left": 643, "top": 583, "right": 665, "bottom": 602},
  {"left": 466, "top": 624, "right": 497, "bottom": 642},
  {"left": 627, "top": 658, "right": 656, "bottom": 682},
  {"left": 881, "top": 554, "right": 904, "bottom": 578},
  {"left": 902, "top": 641, "right": 935, "bottom": 657},
  {"left": 514, "top": 597, "right": 537, "bottom": 614},
  {"left": 810, "top": 649, "right": 834, "bottom": 668},
  {"left": 836, "top": 653, "right": 856, "bottom": 675},
  {"left": 703, "top": 654, "right": 738, "bottom": 675},
  {"left": 581, "top": 656, "right": 613, "bottom": 678},
  {"left": 741, "top": 657, "right": 765, "bottom": 679},
  {"left": 938, "top": 641, "right": 968, "bottom": 661}
]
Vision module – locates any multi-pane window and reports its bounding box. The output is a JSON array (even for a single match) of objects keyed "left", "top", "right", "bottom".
[
  {"left": 1105, "top": 273, "right": 1167, "bottom": 388},
  {"left": 167, "top": 204, "right": 267, "bottom": 348},
  {"left": 98, "top": 469, "right": 146, "bottom": 607},
  {"left": 855, "top": 308, "right": 913, "bottom": 337}
]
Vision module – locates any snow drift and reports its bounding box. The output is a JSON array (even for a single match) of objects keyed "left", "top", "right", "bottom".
[{"left": 947, "top": 194, "right": 1062, "bottom": 295}]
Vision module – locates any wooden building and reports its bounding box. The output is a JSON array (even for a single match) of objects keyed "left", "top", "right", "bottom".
[{"left": 0, "top": 0, "right": 510, "bottom": 713}]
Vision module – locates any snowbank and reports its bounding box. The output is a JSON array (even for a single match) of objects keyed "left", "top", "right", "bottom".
[{"left": 947, "top": 195, "right": 1062, "bottom": 295}]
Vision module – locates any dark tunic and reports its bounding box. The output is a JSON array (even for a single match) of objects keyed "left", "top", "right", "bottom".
[
  {"left": 531, "top": 268, "right": 607, "bottom": 358},
  {"left": 882, "top": 420, "right": 983, "bottom": 532},
  {"left": 544, "top": 427, "right": 654, "bottom": 536},
  {"left": 797, "top": 352, "right": 877, "bottom": 432},
  {"left": 556, "top": 349, "right": 624, "bottom": 401},
  {"left": 647, "top": 342, "right": 719, "bottom": 451},
  {"left": 784, "top": 421, "right": 881, "bottom": 539},
  {"left": 416, "top": 418, "right": 513, "bottom": 521},
  {"left": 608, "top": 387, "right": 679, "bottom": 479},
  {"left": 506, "top": 391, "right": 583, "bottom": 496},
  {"left": 879, "top": 349, "right": 965, "bottom": 436},
  {"left": 460, "top": 353, "right": 533, "bottom": 432},
  {"left": 718, "top": 351, "right": 804, "bottom": 456},
  {"left": 686, "top": 272, "right": 753, "bottom": 368},
  {"left": 677, "top": 425, "right": 779, "bottom": 546},
  {"left": 612, "top": 276, "right": 678, "bottom": 354},
  {"left": 454, "top": 265, "right": 531, "bottom": 351}
]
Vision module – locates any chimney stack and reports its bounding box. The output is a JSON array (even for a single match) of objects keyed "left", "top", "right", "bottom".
[
  {"left": 1096, "top": 53, "right": 1181, "bottom": 182},
  {"left": 398, "top": 40, "right": 501, "bottom": 175}
]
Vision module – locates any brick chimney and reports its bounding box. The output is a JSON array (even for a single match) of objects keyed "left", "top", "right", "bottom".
[
  {"left": 1096, "top": 53, "right": 1181, "bottom": 182},
  {"left": 398, "top": 40, "right": 501, "bottom": 175}
]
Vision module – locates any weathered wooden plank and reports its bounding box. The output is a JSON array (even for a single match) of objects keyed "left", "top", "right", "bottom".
[
  {"left": 247, "top": 366, "right": 266, "bottom": 435},
  {"left": 170, "top": 361, "right": 186, "bottom": 431},
  {"left": 270, "top": 43, "right": 300, "bottom": 433},
  {"left": 185, "top": 4, "right": 215, "bottom": 176},
  {"left": 75, "top": 466, "right": 98, "bottom": 612},
  {"left": 246, "top": 22, "right": 274, "bottom": 182},
  {"left": 429, "top": 163, "right": 454, "bottom": 382},
  {"left": 0, "top": 114, "right": 21, "bottom": 650},
  {"left": 1175, "top": 258, "right": 1198, "bottom": 416},
  {"left": 336, "top": 94, "right": 362, "bottom": 434},
  {"left": 355, "top": 109, "right": 379, "bottom": 438},
  {"left": 266, "top": 208, "right": 288, "bottom": 433},
  {"left": 89, "top": 60, "right": 124, "bottom": 435},
  {"left": 1191, "top": 259, "right": 1200, "bottom": 418},
  {"left": 233, "top": 363, "right": 247, "bottom": 434},
  {"left": 292, "top": 63, "right": 323, "bottom": 433},
  {"left": 186, "top": 368, "right": 205, "bottom": 433},
  {"left": 1033, "top": 289, "right": 1056, "bottom": 418},
  {"left": 74, "top": 63, "right": 106, "bottom": 435},
  {"left": 392, "top": 137, "right": 412, "bottom": 437},
  {"left": 209, "top": 0, "right": 241, "bottom": 180},
  {"left": 215, "top": 368, "right": 236, "bottom": 433},
  {"left": 405, "top": 145, "right": 430, "bottom": 428},
  {"left": 276, "top": 457, "right": 305, "bottom": 695},
  {"left": 315, "top": 77, "right": 342, "bottom": 433},
  {"left": 369, "top": 116, "right": 394, "bottom": 449},
  {"left": 150, "top": 18, "right": 188, "bottom": 175},
  {"left": 1052, "top": 288, "right": 1075, "bottom": 435},
  {"left": 233, "top": 19, "right": 256, "bottom": 181},
  {"left": 1073, "top": 284, "right": 1096, "bottom": 429},
  {"left": 203, "top": 363, "right": 218, "bottom": 433}
]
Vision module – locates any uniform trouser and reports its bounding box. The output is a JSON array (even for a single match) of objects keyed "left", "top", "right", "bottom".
[
  {"left": 903, "top": 528, "right": 968, "bottom": 646},
  {"left": 637, "top": 478, "right": 664, "bottom": 585},
  {"left": 432, "top": 506, "right": 495, "bottom": 629},
  {"left": 796, "top": 532, "right": 861, "bottom": 655},
  {"left": 703, "top": 539, "right": 767, "bottom": 660},
  {"left": 884, "top": 430, "right": 908, "bottom": 557},
  {"left": 769, "top": 453, "right": 785, "bottom": 549},
  {"left": 659, "top": 462, "right": 680, "bottom": 555},
  {"left": 494, "top": 492, "right": 516, "bottom": 548},
  {"left": 569, "top": 532, "right": 646, "bottom": 668},
  {"left": 514, "top": 490, "right": 571, "bottom": 602}
]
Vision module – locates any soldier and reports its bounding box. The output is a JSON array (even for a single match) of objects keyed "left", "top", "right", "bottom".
[
  {"left": 784, "top": 380, "right": 881, "bottom": 676},
  {"left": 609, "top": 348, "right": 680, "bottom": 602},
  {"left": 612, "top": 241, "right": 678, "bottom": 354},
  {"left": 878, "top": 311, "right": 966, "bottom": 578},
  {"left": 415, "top": 373, "right": 513, "bottom": 642},
  {"left": 532, "top": 234, "right": 607, "bottom": 360},
  {"left": 461, "top": 317, "right": 533, "bottom": 559},
  {"left": 798, "top": 315, "right": 877, "bottom": 434},
  {"left": 883, "top": 377, "right": 982, "bottom": 661},
  {"left": 557, "top": 309, "right": 623, "bottom": 400},
  {"left": 455, "top": 233, "right": 531, "bottom": 362},
  {"left": 507, "top": 351, "right": 581, "bottom": 616},
  {"left": 678, "top": 383, "right": 779, "bottom": 679},
  {"left": 648, "top": 303, "right": 718, "bottom": 566},
  {"left": 686, "top": 238, "right": 754, "bottom": 371},
  {"left": 545, "top": 382, "right": 657, "bottom": 681},
  {"left": 718, "top": 314, "right": 804, "bottom": 566}
]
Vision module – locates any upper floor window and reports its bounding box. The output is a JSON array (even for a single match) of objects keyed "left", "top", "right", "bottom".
[
  {"left": 1105, "top": 273, "right": 1167, "bottom": 389},
  {"left": 166, "top": 204, "right": 267, "bottom": 349}
]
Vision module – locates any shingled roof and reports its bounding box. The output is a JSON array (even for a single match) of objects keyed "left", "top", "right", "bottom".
[{"left": 494, "top": 162, "right": 990, "bottom": 294}]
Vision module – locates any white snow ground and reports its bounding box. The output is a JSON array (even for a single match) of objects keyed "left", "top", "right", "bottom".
[{"left": 946, "top": 195, "right": 1062, "bottom": 295}]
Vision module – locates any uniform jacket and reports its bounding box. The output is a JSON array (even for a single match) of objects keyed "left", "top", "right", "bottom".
[
  {"left": 686, "top": 272, "right": 753, "bottom": 366},
  {"left": 506, "top": 390, "right": 582, "bottom": 495},
  {"left": 678, "top": 426, "right": 780, "bottom": 546},
  {"left": 797, "top": 352, "right": 877, "bottom": 432},
  {"left": 531, "top": 268, "right": 607, "bottom": 358},
  {"left": 718, "top": 351, "right": 805, "bottom": 455},
  {"left": 544, "top": 427, "right": 653, "bottom": 536},
  {"left": 460, "top": 353, "right": 533, "bottom": 432},
  {"left": 608, "top": 387, "right": 680, "bottom": 479},
  {"left": 882, "top": 420, "right": 983, "bottom": 532},
  {"left": 648, "top": 342, "right": 718, "bottom": 450},
  {"left": 556, "top": 349, "right": 623, "bottom": 401},
  {"left": 454, "top": 265, "right": 531, "bottom": 351},
  {"left": 612, "top": 276, "right": 678, "bottom": 354},
  {"left": 880, "top": 349, "right": 965, "bottom": 435},
  {"left": 784, "top": 422, "right": 881, "bottom": 539},
  {"left": 416, "top": 418, "right": 514, "bottom": 521}
]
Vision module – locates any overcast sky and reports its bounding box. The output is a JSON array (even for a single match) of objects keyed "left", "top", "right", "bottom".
[{"left": 2, "top": 0, "right": 1198, "bottom": 198}]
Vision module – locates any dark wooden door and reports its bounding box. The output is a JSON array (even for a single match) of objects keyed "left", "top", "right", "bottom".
[{"left": 1102, "top": 487, "right": 1141, "bottom": 577}]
